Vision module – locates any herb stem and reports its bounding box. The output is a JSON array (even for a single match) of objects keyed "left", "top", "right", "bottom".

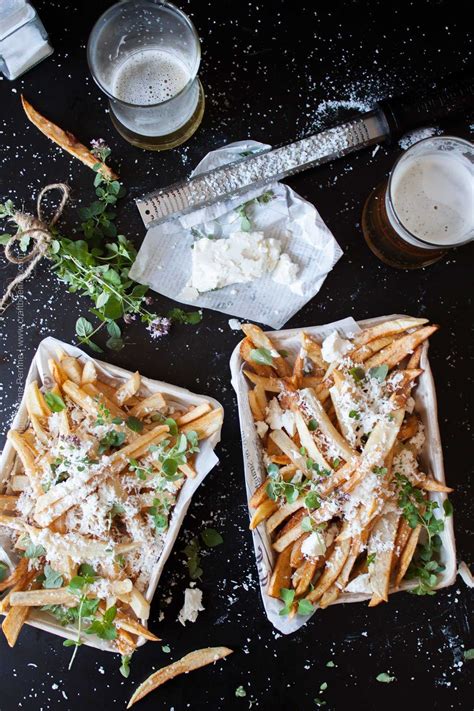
[
  {"left": 66, "top": 255, "right": 154, "bottom": 322},
  {"left": 77, "top": 319, "right": 106, "bottom": 347},
  {"left": 67, "top": 593, "right": 85, "bottom": 670}
]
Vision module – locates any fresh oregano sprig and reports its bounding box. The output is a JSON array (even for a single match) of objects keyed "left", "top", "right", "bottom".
[
  {"left": 395, "top": 473, "right": 450, "bottom": 595},
  {"left": 0, "top": 142, "right": 201, "bottom": 353}
]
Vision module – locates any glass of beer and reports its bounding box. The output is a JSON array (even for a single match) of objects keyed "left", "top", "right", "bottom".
[
  {"left": 362, "top": 136, "right": 474, "bottom": 268},
  {"left": 87, "top": 0, "right": 204, "bottom": 151}
]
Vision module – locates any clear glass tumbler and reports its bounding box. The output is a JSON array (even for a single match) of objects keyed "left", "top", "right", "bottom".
[
  {"left": 87, "top": 0, "right": 204, "bottom": 151},
  {"left": 362, "top": 136, "right": 474, "bottom": 268}
]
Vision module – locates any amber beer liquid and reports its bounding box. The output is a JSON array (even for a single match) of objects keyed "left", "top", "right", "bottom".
[
  {"left": 109, "top": 48, "right": 205, "bottom": 151},
  {"left": 87, "top": 1, "right": 204, "bottom": 151},
  {"left": 362, "top": 136, "right": 474, "bottom": 268}
]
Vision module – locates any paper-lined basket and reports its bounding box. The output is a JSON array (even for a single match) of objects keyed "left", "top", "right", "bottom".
[
  {"left": 0, "top": 337, "right": 223, "bottom": 652},
  {"left": 230, "top": 315, "right": 456, "bottom": 634}
]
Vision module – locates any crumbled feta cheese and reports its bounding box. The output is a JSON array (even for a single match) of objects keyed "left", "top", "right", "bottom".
[
  {"left": 321, "top": 331, "right": 352, "bottom": 363},
  {"left": 265, "top": 397, "right": 296, "bottom": 436},
  {"left": 408, "top": 422, "right": 425, "bottom": 453},
  {"left": 271, "top": 253, "right": 300, "bottom": 292},
  {"left": 189, "top": 231, "right": 281, "bottom": 293},
  {"left": 392, "top": 447, "right": 419, "bottom": 482},
  {"left": 228, "top": 318, "right": 242, "bottom": 330},
  {"left": 345, "top": 573, "right": 371, "bottom": 593},
  {"left": 255, "top": 421, "right": 269, "bottom": 438},
  {"left": 331, "top": 369, "right": 397, "bottom": 449},
  {"left": 301, "top": 531, "right": 326, "bottom": 559},
  {"left": 178, "top": 587, "right": 204, "bottom": 625}
]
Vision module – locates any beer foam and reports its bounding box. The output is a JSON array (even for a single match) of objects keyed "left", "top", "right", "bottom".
[
  {"left": 391, "top": 152, "right": 473, "bottom": 245},
  {"left": 112, "top": 49, "right": 190, "bottom": 105}
]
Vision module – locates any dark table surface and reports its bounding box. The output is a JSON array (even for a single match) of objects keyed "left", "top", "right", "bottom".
[{"left": 0, "top": 1, "right": 472, "bottom": 710}]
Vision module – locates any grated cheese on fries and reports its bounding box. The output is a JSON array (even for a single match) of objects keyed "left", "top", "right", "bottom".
[
  {"left": 0, "top": 347, "right": 223, "bottom": 657},
  {"left": 242, "top": 317, "right": 454, "bottom": 615}
]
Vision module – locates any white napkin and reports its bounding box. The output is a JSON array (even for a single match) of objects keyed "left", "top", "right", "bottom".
[{"left": 130, "top": 140, "right": 342, "bottom": 328}]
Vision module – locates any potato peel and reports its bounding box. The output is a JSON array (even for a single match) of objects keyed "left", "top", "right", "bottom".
[{"left": 127, "top": 646, "right": 233, "bottom": 708}]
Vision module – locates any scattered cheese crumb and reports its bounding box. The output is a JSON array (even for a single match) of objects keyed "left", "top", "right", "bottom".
[{"left": 178, "top": 587, "right": 204, "bottom": 626}]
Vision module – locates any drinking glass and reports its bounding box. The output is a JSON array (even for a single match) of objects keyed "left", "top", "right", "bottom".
[
  {"left": 362, "top": 136, "right": 474, "bottom": 268},
  {"left": 87, "top": 0, "right": 204, "bottom": 151}
]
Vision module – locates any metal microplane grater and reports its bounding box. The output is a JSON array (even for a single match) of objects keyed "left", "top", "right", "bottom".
[{"left": 135, "top": 72, "right": 474, "bottom": 228}]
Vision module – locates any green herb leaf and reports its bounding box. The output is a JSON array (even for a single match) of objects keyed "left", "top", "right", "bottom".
[
  {"left": 372, "top": 466, "right": 387, "bottom": 477},
  {"left": 98, "top": 430, "right": 126, "bottom": 454},
  {"left": 250, "top": 348, "right": 274, "bottom": 366},
  {"left": 235, "top": 686, "right": 247, "bottom": 698},
  {"left": 43, "top": 564, "right": 64, "bottom": 589},
  {"left": 443, "top": 499, "right": 453, "bottom": 517},
  {"left": 279, "top": 587, "right": 295, "bottom": 616},
  {"left": 464, "top": 649, "right": 474, "bottom": 660},
  {"left": 44, "top": 391, "right": 66, "bottom": 413},
  {"left": 348, "top": 410, "right": 360, "bottom": 420},
  {"left": 186, "top": 430, "right": 199, "bottom": 450},
  {"left": 126, "top": 416, "right": 143, "bottom": 433},
  {"left": 63, "top": 638, "right": 80, "bottom": 647},
  {"left": 297, "top": 599, "right": 314, "bottom": 615},
  {"left": 162, "top": 644, "right": 171, "bottom": 653},
  {"left": 75, "top": 317, "right": 94, "bottom": 338},
  {"left": 183, "top": 537, "right": 203, "bottom": 580},
  {"left": 168, "top": 308, "right": 202, "bottom": 325},
  {"left": 24, "top": 542, "right": 46, "bottom": 559},
  {"left": 164, "top": 417, "right": 178, "bottom": 436},
  {"left": 85, "top": 605, "right": 117, "bottom": 640},
  {"left": 366, "top": 553, "right": 376, "bottom": 567},
  {"left": 78, "top": 563, "right": 96, "bottom": 578},
  {"left": 201, "top": 528, "right": 223, "bottom": 548},
  {"left": 119, "top": 654, "right": 132, "bottom": 678},
  {"left": 304, "top": 491, "right": 321, "bottom": 510},
  {"left": 368, "top": 364, "right": 389, "bottom": 381},
  {"left": 106, "top": 336, "right": 124, "bottom": 351},
  {"left": 376, "top": 672, "right": 396, "bottom": 683},
  {"left": 0, "top": 561, "right": 9, "bottom": 582},
  {"left": 326, "top": 661, "right": 336, "bottom": 668},
  {"left": 349, "top": 366, "right": 365, "bottom": 384},
  {"left": 68, "top": 576, "right": 88, "bottom": 591}
]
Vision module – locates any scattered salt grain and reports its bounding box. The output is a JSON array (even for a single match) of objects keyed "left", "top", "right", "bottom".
[{"left": 398, "top": 127, "right": 441, "bottom": 150}]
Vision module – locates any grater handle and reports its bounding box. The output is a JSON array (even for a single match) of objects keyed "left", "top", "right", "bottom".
[{"left": 377, "top": 68, "right": 474, "bottom": 141}]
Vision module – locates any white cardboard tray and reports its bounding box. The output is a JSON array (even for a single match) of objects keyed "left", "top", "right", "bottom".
[
  {"left": 0, "top": 337, "right": 223, "bottom": 652},
  {"left": 230, "top": 315, "right": 456, "bottom": 634}
]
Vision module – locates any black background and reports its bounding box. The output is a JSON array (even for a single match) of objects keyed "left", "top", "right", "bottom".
[{"left": 0, "top": 1, "right": 472, "bottom": 710}]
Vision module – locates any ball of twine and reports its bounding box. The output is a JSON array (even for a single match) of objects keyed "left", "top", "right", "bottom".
[{"left": 0, "top": 183, "right": 70, "bottom": 313}]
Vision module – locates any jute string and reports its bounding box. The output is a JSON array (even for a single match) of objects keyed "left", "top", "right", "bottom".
[{"left": 0, "top": 183, "right": 70, "bottom": 313}]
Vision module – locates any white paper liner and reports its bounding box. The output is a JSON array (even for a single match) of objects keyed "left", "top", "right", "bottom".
[
  {"left": 0, "top": 337, "right": 223, "bottom": 652},
  {"left": 230, "top": 315, "right": 457, "bottom": 634},
  {"left": 130, "top": 140, "right": 343, "bottom": 329}
]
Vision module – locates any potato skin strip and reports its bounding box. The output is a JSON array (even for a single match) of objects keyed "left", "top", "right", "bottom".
[
  {"left": 21, "top": 95, "right": 118, "bottom": 180},
  {"left": 127, "top": 647, "right": 233, "bottom": 708},
  {"left": 352, "top": 317, "right": 428, "bottom": 347},
  {"left": 364, "top": 325, "right": 438, "bottom": 370}
]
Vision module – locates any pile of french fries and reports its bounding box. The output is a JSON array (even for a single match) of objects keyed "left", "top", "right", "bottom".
[
  {"left": 0, "top": 348, "right": 222, "bottom": 653},
  {"left": 242, "top": 317, "right": 452, "bottom": 613}
]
